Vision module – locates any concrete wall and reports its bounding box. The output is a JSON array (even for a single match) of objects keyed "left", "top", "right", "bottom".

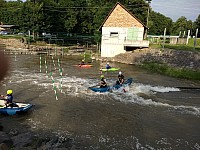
[
  {"left": 101, "top": 27, "right": 147, "bottom": 57},
  {"left": 100, "top": 3, "right": 148, "bottom": 58},
  {"left": 101, "top": 27, "right": 126, "bottom": 57}
]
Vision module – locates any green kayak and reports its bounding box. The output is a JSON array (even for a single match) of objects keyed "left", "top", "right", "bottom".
[{"left": 100, "top": 68, "right": 120, "bottom": 72}]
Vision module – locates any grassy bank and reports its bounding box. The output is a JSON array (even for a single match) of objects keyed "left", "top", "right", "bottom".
[
  {"left": 141, "top": 62, "right": 200, "bottom": 81},
  {"left": 150, "top": 38, "right": 200, "bottom": 51}
]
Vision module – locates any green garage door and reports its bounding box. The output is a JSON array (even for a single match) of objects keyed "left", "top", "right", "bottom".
[{"left": 127, "top": 28, "right": 139, "bottom": 41}]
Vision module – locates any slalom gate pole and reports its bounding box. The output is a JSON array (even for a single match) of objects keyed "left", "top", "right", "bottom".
[
  {"left": 40, "top": 54, "right": 42, "bottom": 73},
  {"left": 59, "top": 68, "right": 63, "bottom": 92},
  {"left": 57, "top": 58, "right": 61, "bottom": 69},
  {"left": 50, "top": 72, "right": 58, "bottom": 100},
  {"left": 84, "top": 51, "right": 86, "bottom": 61},
  {"left": 45, "top": 57, "right": 48, "bottom": 75},
  {"left": 51, "top": 56, "right": 56, "bottom": 71},
  {"left": 55, "top": 47, "right": 57, "bottom": 56},
  {"left": 15, "top": 49, "right": 17, "bottom": 61}
]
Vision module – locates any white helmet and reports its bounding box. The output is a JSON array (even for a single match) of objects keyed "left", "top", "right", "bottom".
[
  {"left": 119, "top": 71, "right": 122, "bottom": 75},
  {"left": 107, "top": 62, "right": 109, "bottom": 64}
]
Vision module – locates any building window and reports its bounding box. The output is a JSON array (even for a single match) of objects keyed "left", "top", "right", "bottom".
[{"left": 110, "top": 32, "right": 118, "bottom": 37}]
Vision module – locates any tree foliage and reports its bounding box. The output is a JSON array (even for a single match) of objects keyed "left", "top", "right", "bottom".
[
  {"left": 0, "top": 0, "right": 199, "bottom": 42},
  {"left": 148, "top": 11, "right": 173, "bottom": 35},
  {"left": 193, "top": 14, "right": 200, "bottom": 37}
]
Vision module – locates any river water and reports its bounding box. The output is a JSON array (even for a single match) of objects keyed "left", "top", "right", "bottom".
[{"left": 0, "top": 54, "right": 200, "bottom": 149}]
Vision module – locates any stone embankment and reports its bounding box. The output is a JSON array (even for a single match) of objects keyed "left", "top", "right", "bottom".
[
  {"left": 0, "top": 38, "right": 94, "bottom": 55},
  {"left": 0, "top": 38, "right": 65, "bottom": 55},
  {"left": 103, "top": 48, "right": 200, "bottom": 71},
  {"left": 0, "top": 126, "right": 76, "bottom": 150}
]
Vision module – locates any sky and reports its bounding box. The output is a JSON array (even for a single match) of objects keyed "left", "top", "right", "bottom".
[{"left": 151, "top": 0, "right": 200, "bottom": 22}]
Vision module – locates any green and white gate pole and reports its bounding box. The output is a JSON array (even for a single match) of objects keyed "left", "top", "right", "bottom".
[
  {"left": 55, "top": 47, "right": 57, "bottom": 56},
  {"left": 57, "top": 58, "right": 61, "bottom": 69},
  {"left": 15, "top": 49, "right": 17, "bottom": 61},
  {"left": 59, "top": 68, "right": 63, "bottom": 92},
  {"left": 45, "top": 57, "right": 48, "bottom": 75},
  {"left": 52, "top": 56, "right": 56, "bottom": 71},
  {"left": 84, "top": 51, "right": 86, "bottom": 62},
  {"left": 39, "top": 54, "right": 42, "bottom": 73},
  {"left": 50, "top": 72, "right": 58, "bottom": 101}
]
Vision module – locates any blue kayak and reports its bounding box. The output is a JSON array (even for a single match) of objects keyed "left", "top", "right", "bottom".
[
  {"left": 0, "top": 100, "right": 33, "bottom": 115},
  {"left": 89, "top": 78, "right": 133, "bottom": 93}
]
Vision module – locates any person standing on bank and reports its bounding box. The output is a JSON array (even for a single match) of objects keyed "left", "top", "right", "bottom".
[{"left": 116, "top": 71, "right": 124, "bottom": 85}]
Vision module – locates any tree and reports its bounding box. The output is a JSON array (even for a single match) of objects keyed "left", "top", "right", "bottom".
[
  {"left": 172, "top": 16, "right": 188, "bottom": 36},
  {"left": 187, "top": 20, "right": 193, "bottom": 36},
  {"left": 123, "top": 0, "right": 149, "bottom": 24},
  {"left": 148, "top": 11, "right": 173, "bottom": 35},
  {"left": 193, "top": 14, "right": 200, "bottom": 37}
]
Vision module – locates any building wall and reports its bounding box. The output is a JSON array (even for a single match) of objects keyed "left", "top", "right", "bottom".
[
  {"left": 100, "top": 3, "right": 148, "bottom": 57},
  {"left": 101, "top": 27, "right": 145, "bottom": 57}
]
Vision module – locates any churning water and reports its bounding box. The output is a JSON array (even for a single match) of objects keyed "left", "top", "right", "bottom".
[{"left": 0, "top": 54, "right": 200, "bottom": 149}]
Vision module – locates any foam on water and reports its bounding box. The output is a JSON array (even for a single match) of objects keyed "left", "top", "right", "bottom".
[
  {"left": 131, "top": 83, "right": 180, "bottom": 94},
  {"left": 3, "top": 56, "right": 199, "bottom": 149},
  {"left": 4, "top": 70, "right": 200, "bottom": 117},
  {"left": 109, "top": 83, "right": 200, "bottom": 116}
]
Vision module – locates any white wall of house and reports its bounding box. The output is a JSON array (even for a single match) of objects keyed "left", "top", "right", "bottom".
[{"left": 101, "top": 27, "right": 145, "bottom": 57}]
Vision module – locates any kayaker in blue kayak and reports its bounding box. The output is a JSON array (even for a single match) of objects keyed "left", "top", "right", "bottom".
[
  {"left": 106, "top": 63, "right": 111, "bottom": 69},
  {"left": 116, "top": 71, "right": 125, "bottom": 85},
  {"left": 0, "top": 90, "right": 14, "bottom": 107},
  {"left": 100, "top": 75, "right": 107, "bottom": 88}
]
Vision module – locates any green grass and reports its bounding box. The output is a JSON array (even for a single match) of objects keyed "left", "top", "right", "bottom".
[
  {"left": 164, "top": 44, "right": 200, "bottom": 51},
  {"left": 0, "top": 35, "right": 24, "bottom": 39},
  {"left": 141, "top": 62, "right": 200, "bottom": 80},
  {"left": 187, "top": 38, "right": 200, "bottom": 47},
  {"left": 150, "top": 38, "right": 200, "bottom": 52}
]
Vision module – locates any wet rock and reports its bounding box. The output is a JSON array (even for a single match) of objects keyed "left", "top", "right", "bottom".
[
  {"left": 102, "top": 48, "right": 200, "bottom": 71},
  {"left": 11, "top": 132, "right": 33, "bottom": 148},
  {"left": 0, "top": 131, "right": 13, "bottom": 147},
  {"left": 9, "top": 128, "right": 19, "bottom": 136},
  {"left": 0, "top": 143, "right": 9, "bottom": 150}
]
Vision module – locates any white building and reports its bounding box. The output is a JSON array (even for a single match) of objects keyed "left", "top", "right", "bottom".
[{"left": 99, "top": 2, "right": 149, "bottom": 57}]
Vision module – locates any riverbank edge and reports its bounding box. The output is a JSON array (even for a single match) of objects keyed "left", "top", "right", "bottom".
[{"left": 1, "top": 38, "right": 200, "bottom": 72}]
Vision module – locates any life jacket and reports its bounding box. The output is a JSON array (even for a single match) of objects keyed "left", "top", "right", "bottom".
[
  {"left": 118, "top": 74, "right": 124, "bottom": 83},
  {"left": 100, "top": 78, "right": 107, "bottom": 87},
  {"left": 6, "top": 94, "right": 13, "bottom": 103},
  {"left": 106, "top": 64, "right": 111, "bottom": 69}
]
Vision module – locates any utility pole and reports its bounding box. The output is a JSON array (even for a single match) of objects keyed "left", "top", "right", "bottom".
[
  {"left": 162, "top": 28, "right": 166, "bottom": 49},
  {"left": 194, "top": 28, "right": 199, "bottom": 50},
  {"left": 144, "top": 0, "right": 151, "bottom": 39}
]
